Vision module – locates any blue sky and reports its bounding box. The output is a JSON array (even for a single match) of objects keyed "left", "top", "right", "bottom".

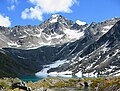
[{"left": 0, "top": 0, "right": 120, "bottom": 27}]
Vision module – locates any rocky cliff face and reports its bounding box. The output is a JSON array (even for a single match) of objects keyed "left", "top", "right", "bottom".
[
  {"left": 0, "top": 15, "right": 120, "bottom": 77},
  {"left": 46, "top": 20, "right": 120, "bottom": 77},
  {"left": 0, "top": 49, "right": 36, "bottom": 77}
]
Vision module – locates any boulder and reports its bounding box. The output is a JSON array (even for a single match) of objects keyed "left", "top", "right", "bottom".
[
  {"left": 84, "top": 81, "right": 89, "bottom": 87},
  {"left": 0, "top": 85, "right": 3, "bottom": 90},
  {"left": 12, "top": 81, "right": 31, "bottom": 91}
]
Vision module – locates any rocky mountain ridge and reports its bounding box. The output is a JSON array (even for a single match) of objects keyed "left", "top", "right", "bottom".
[
  {"left": 47, "top": 20, "right": 120, "bottom": 77},
  {"left": 0, "top": 14, "right": 87, "bottom": 49},
  {"left": 0, "top": 15, "right": 120, "bottom": 77}
]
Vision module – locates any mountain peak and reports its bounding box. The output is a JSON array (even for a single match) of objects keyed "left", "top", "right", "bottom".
[
  {"left": 51, "top": 14, "right": 61, "bottom": 18},
  {"left": 49, "top": 14, "right": 64, "bottom": 23}
]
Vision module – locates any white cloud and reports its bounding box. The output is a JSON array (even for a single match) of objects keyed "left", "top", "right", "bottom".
[
  {"left": 29, "top": 0, "right": 76, "bottom": 13},
  {"left": 21, "top": 0, "right": 78, "bottom": 20},
  {"left": 0, "top": 14, "right": 11, "bottom": 27},
  {"left": 21, "top": 6, "right": 43, "bottom": 21},
  {"left": 7, "top": 5, "right": 15, "bottom": 11},
  {"left": 76, "top": 20, "right": 86, "bottom": 25}
]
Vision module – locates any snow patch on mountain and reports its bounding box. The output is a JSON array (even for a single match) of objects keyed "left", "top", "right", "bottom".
[
  {"left": 56, "top": 43, "right": 70, "bottom": 55},
  {"left": 46, "top": 33, "right": 64, "bottom": 41},
  {"left": 103, "top": 25, "right": 113, "bottom": 29},
  {"left": 109, "top": 69, "right": 120, "bottom": 77},
  {"left": 75, "top": 71, "right": 82, "bottom": 77},
  {"left": 49, "top": 71, "right": 73, "bottom": 78},
  {"left": 83, "top": 71, "right": 98, "bottom": 77},
  {"left": 49, "top": 14, "right": 59, "bottom": 23},
  {"left": 102, "top": 25, "right": 114, "bottom": 33},
  {"left": 27, "top": 28, "right": 85, "bottom": 49},
  {"left": 64, "top": 29, "right": 84, "bottom": 40},
  {"left": 7, "top": 42, "right": 21, "bottom": 47},
  {"left": 49, "top": 17, "right": 58, "bottom": 23},
  {"left": 52, "top": 14, "right": 59, "bottom": 18},
  {"left": 76, "top": 20, "right": 86, "bottom": 25},
  {"left": 113, "top": 70, "right": 120, "bottom": 76},
  {"left": 19, "top": 35, "right": 27, "bottom": 38},
  {"left": 35, "top": 60, "right": 69, "bottom": 78}
]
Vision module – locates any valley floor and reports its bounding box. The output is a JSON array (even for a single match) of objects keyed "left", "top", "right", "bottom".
[{"left": 0, "top": 76, "right": 120, "bottom": 91}]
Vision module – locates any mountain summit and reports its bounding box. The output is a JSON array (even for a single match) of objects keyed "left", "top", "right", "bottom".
[{"left": 0, "top": 14, "right": 87, "bottom": 49}]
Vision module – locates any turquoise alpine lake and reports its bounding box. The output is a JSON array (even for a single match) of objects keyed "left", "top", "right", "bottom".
[
  {"left": 19, "top": 75, "right": 95, "bottom": 82},
  {"left": 19, "top": 76, "right": 43, "bottom": 82}
]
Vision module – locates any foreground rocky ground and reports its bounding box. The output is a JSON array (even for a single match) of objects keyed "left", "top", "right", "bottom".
[{"left": 0, "top": 76, "right": 120, "bottom": 91}]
